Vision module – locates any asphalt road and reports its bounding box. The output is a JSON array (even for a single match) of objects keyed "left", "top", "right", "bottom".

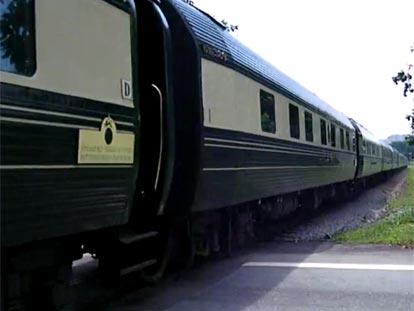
[{"left": 101, "top": 242, "right": 414, "bottom": 311}]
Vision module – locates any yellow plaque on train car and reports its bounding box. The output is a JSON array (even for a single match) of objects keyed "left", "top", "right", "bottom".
[{"left": 78, "top": 117, "right": 134, "bottom": 164}]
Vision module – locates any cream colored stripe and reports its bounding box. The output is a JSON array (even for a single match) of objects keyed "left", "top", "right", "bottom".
[
  {"left": 0, "top": 116, "right": 134, "bottom": 133},
  {"left": 0, "top": 165, "right": 133, "bottom": 170},
  {"left": 242, "top": 262, "right": 414, "bottom": 271},
  {"left": 205, "top": 143, "right": 325, "bottom": 157},
  {"left": 203, "top": 165, "right": 339, "bottom": 171},
  {"left": 205, "top": 137, "right": 325, "bottom": 156},
  {"left": 205, "top": 137, "right": 355, "bottom": 155},
  {"left": 0, "top": 104, "right": 134, "bottom": 127},
  {"left": 0, "top": 116, "right": 97, "bottom": 129}
]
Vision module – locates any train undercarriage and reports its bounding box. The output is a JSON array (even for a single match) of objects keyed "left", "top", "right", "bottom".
[{"left": 1, "top": 168, "right": 404, "bottom": 310}]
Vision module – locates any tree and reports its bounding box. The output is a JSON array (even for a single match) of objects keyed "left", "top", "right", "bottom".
[
  {"left": 392, "top": 43, "right": 414, "bottom": 145},
  {"left": 182, "top": 0, "right": 239, "bottom": 33},
  {"left": 220, "top": 20, "right": 239, "bottom": 33},
  {"left": 390, "top": 141, "right": 414, "bottom": 160},
  {"left": 0, "top": 0, "right": 36, "bottom": 75}
]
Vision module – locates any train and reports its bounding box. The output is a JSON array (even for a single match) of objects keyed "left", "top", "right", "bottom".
[{"left": 0, "top": 0, "right": 408, "bottom": 309}]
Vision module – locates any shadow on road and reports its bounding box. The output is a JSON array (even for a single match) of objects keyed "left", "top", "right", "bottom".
[{"left": 99, "top": 241, "right": 333, "bottom": 311}]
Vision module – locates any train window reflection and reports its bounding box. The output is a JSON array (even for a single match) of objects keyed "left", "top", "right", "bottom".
[
  {"left": 330, "top": 124, "right": 336, "bottom": 147},
  {"left": 304, "top": 111, "right": 313, "bottom": 142},
  {"left": 289, "top": 103, "right": 300, "bottom": 139},
  {"left": 346, "top": 131, "right": 350, "bottom": 150},
  {"left": 259, "top": 89, "right": 276, "bottom": 133},
  {"left": 340, "top": 128, "right": 345, "bottom": 149},
  {"left": 0, "top": 0, "right": 36, "bottom": 76},
  {"left": 320, "top": 119, "right": 327, "bottom": 145}
]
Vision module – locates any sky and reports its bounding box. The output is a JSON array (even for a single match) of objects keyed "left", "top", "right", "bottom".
[{"left": 194, "top": 0, "right": 414, "bottom": 139}]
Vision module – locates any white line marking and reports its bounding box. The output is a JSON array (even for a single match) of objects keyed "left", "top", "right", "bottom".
[
  {"left": 0, "top": 165, "right": 133, "bottom": 170},
  {"left": 242, "top": 262, "right": 414, "bottom": 271},
  {"left": 203, "top": 166, "right": 339, "bottom": 171}
]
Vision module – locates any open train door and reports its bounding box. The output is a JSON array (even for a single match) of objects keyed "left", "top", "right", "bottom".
[
  {"left": 97, "top": 0, "right": 176, "bottom": 282},
  {"left": 350, "top": 119, "right": 364, "bottom": 178},
  {"left": 132, "top": 0, "right": 175, "bottom": 226}
]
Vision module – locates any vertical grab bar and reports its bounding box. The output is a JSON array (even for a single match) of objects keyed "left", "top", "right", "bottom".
[{"left": 152, "top": 83, "right": 163, "bottom": 191}]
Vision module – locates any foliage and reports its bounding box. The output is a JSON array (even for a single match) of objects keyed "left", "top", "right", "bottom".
[
  {"left": 406, "top": 133, "right": 414, "bottom": 145},
  {"left": 182, "top": 0, "right": 239, "bottom": 33},
  {"left": 0, "top": 0, "right": 36, "bottom": 75},
  {"left": 392, "top": 43, "right": 414, "bottom": 97},
  {"left": 220, "top": 20, "right": 239, "bottom": 33},
  {"left": 392, "top": 68, "right": 413, "bottom": 97},
  {"left": 334, "top": 166, "right": 414, "bottom": 246},
  {"left": 392, "top": 43, "right": 414, "bottom": 142},
  {"left": 391, "top": 140, "right": 414, "bottom": 159},
  {"left": 261, "top": 112, "right": 275, "bottom": 133}
]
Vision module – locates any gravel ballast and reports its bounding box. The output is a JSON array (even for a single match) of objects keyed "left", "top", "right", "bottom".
[{"left": 278, "top": 171, "right": 407, "bottom": 242}]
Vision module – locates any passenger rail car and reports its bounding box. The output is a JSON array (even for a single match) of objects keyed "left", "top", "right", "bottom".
[
  {"left": 381, "top": 143, "right": 394, "bottom": 172},
  {"left": 350, "top": 119, "right": 383, "bottom": 178},
  {"left": 169, "top": 1, "right": 358, "bottom": 211},
  {"left": 0, "top": 0, "right": 408, "bottom": 309},
  {"left": 1, "top": 0, "right": 142, "bottom": 309},
  {"left": 1, "top": 0, "right": 138, "bottom": 248}
]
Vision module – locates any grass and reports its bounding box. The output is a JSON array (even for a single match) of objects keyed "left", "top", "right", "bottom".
[{"left": 334, "top": 166, "right": 414, "bottom": 246}]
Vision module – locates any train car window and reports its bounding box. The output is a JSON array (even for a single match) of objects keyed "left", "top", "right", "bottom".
[
  {"left": 327, "top": 123, "right": 331, "bottom": 143},
  {"left": 320, "top": 119, "right": 327, "bottom": 145},
  {"left": 352, "top": 134, "right": 356, "bottom": 151},
  {"left": 0, "top": 0, "right": 36, "bottom": 76},
  {"left": 340, "top": 128, "right": 345, "bottom": 149},
  {"left": 259, "top": 90, "right": 276, "bottom": 133},
  {"left": 330, "top": 124, "right": 336, "bottom": 147},
  {"left": 304, "top": 111, "right": 313, "bottom": 142},
  {"left": 289, "top": 103, "right": 300, "bottom": 139},
  {"left": 346, "top": 131, "right": 350, "bottom": 150}
]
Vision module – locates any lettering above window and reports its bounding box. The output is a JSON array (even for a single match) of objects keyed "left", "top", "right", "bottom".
[
  {"left": 201, "top": 43, "right": 228, "bottom": 62},
  {"left": 0, "top": 0, "right": 36, "bottom": 76}
]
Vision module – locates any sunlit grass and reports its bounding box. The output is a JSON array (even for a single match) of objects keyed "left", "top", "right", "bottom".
[{"left": 334, "top": 166, "right": 414, "bottom": 246}]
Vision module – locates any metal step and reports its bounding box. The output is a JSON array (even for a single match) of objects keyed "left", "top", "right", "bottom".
[
  {"left": 119, "top": 230, "right": 158, "bottom": 244},
  {"left": 120, "top": 259, "right": 157, "bottom": 276}
]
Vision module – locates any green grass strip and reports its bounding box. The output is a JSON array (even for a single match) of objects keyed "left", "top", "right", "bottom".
[{"left": 334, "top": 166, "right": 414, "bottom": 245}]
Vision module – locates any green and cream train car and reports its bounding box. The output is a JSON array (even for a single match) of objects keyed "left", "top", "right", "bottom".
[
  {"left": 350, "top": 119, "right": 383, "bottom": 178},
  {"left": 0, "top": 0, "right": 144, "bottom": 308},
  {"left": 0, "top": 0, "right": 408, "bottom": 309}
]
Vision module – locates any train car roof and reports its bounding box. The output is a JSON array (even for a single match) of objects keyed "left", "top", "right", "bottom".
[
  {"left": 381, "top": 142, "right": 394, "bottom": 151},
  {"left": 171, "top": 0, "right": 354, "bottom": 129},
  {"left": 350, "top": 118, "right": 383, "bottom": 145}
]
